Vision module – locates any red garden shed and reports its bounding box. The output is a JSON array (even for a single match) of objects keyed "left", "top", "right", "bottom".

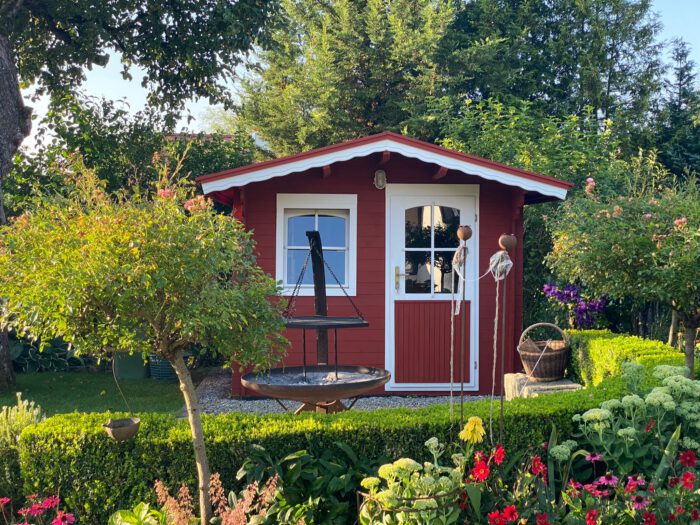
[{"left": 197, "top": 132, "right": 573, "bottom": 396}]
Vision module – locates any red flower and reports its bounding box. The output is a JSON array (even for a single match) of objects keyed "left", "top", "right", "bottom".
[
  {"left": 642, "top": 512, "right": 657, "bottom": 525},
  {"left": 585, "top": 509, "right": 598, "bottom": 525},
  {"left": 532, "top": 456, "right": 547, "bottom": 477},
  {"left": 691, "top": 509, "right": 699, "bottom": 521},
  {"left": 669, "top": 512, "right": 677, "bottom": 522},
  {"left": 502, "top": 505, "right": 518, "bottom": 522},
  {"left": 644, "top": 420, "right": 655, "bottom": 433},
  {"left": 676, "top": 505, "right": 685, "bottom": 515},
  {"left": 680, "top": 450, "right": 698, "bottom": 468},
  {"left": 669, "top": 476, "right": 680, "bottom": 488},
  {"left": 493, "top": 444, "right": 506, "bottom": 465},
  {"left": 0, "top": 497, "right": 10, "bottom": 507},
  {"left": 459, "top": 491, "right": 468, "bottom": 511},
  {"left": 472, "top": 460, "right": 490, "bottom": 482},
  {"left": 474, "top": 450, "right": 487, "bottom": 462},
  {"left": 682, "top": 471, "right": 696, "bottom": 490},
  {"left": 488, "top": 511, "right": 506, "bottom": 525},
  {"left": 536, "top": 514, "right": 550, "bottom": 525}
]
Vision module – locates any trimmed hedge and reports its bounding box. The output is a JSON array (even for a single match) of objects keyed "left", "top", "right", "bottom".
[
  {"left": 15, "top": 330, "right": 684, "bottom": 524},
  {"left": 568, "top": 329, "right": 685, "bottom": 387}
]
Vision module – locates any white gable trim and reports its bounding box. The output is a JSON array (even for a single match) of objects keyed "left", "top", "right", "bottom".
[{"left": 201, "top": 138, "right": 569, "bottom": 200}]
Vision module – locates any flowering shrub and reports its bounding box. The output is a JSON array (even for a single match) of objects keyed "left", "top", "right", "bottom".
[
  {"left": 543, "top": 282, "right": 607, "bottom": 329},
  {"left": 0, "top": 495, "right": 74, "bottom": 525},
  {"left": 358, "top": 438, "right": 463, "bottom": 524},
  {"left": 572, "top": 366, "right": 700, "bottom": 477}
]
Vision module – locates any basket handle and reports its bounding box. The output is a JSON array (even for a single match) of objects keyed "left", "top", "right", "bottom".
[{"left": 518, "top": 322, "right": 569, "bottom": 347}]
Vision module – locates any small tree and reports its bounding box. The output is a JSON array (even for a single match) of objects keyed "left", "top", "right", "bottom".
[
  {"left": 547, "top": 173, "right": 700, "bottom": 376},
  {"left": 0, "top": 167, "right": 286, "bottom": 523}
]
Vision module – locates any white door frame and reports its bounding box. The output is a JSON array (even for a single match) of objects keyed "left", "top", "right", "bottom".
[{"left": 384, "top": 184, "right": 480, "bottom": 391}]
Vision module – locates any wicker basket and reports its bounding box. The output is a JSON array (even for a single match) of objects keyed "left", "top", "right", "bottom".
[{"left": 517, "top": 323, "right": 570, "bottom": 382}]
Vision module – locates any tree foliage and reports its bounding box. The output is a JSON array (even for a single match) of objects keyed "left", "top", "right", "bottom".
[
  {"left": 547, "top": 172, "right": 700, "bottom": 375},
  {"left": 6, "top": 97, "right": 257, "bottom": 217},
  {"left": 0, "top": 166, "right": 287, "bottom": 521},
  {"left": 238, "top": 0, "right": 455, "bottom": 155},
  {"left": 233, "top": 0, "right": 662, "bottom": 155}
]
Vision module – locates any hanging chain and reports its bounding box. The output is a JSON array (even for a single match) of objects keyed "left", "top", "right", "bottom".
[
  {"left": 283, "top": 249, "right": 311, "bottom": 318},
  {"left": 312, "top": 244, "right": 365, "bottom": 320}
]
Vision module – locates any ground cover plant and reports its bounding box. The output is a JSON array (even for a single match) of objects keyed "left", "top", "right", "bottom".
[{"left": 0, "top": 372, "right": 184, "bottom": 416}]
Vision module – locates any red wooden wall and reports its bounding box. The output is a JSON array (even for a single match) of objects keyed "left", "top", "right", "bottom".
[{"left": 223, "top": 153, "right": 525, "bottom": 396}]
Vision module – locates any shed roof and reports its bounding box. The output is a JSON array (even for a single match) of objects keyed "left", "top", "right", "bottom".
[{"left": 197, "top": 132, "right": 573, "bottom": 202}]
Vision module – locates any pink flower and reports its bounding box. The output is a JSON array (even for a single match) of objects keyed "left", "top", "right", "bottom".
[
  {"left": 52, "top": 511, "right": 76, "bottom": 525},
  {"left": 586, "top": 509, "right": 598, "bottom": 525},
  {"left": 644, "top": 212, "right": 653, "bottom": 220},
  {"left": 28, "top": 503, "right": 44, "bottom": 516},
  {"left": 631, "top": 495, "right": 650, "bottom": 509},
  {"left": 674, "top": 217, "right": 688, "bottom": 227},
  {"left": 157, "top": 188, "right": 175, "bottom": 199},
  {"left": 42, "top": 496, "right": 60, "bottom": 509},
  {"left": 597, "top": 472, "right": 618, "bottom": 486},
  {"left": 586, "top": 177, "right": 595, "bottom": 185},
  {"left": 585, "top": 452, "right": 603, "bottom": 462},
  {"left": 0, "top": 497, "right": 10, "bottom": 507}
]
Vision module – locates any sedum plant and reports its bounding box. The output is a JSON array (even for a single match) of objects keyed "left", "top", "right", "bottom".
[{"left": 0, "top": 166, "right": 286, "bottom": 522}]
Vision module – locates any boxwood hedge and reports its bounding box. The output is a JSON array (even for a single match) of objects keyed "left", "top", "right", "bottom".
[{"left": 15, "top": 330, "right": 684, "bottom": 523}]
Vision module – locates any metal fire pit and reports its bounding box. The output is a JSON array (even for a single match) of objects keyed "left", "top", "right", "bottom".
[
  {"left": 241, "top": 231, "right": 390, "bottom": 413},
  {"left": 242, "top": 365, "right": 390, "bottom": 407}
]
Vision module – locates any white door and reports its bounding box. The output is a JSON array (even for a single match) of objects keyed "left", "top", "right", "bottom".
[{"left": 384, "top": 184, "right": 479, "bottom": 391}]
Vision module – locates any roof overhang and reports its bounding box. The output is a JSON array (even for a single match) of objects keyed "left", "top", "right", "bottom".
[{"left": 197, "top": 132, "right": 573, "bottom": 202}]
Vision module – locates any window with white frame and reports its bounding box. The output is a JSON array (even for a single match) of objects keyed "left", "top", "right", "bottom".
[{"left": 276, "top": 194, "right": 358, "bottom": 296}]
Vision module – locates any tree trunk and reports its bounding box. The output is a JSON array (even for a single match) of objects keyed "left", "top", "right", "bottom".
[
  {"left": 170, "top": 351, "right": 211, "bottom": 525},
  {"left": 668, "top": 309, "right": 679, "bottom": 348},
  {"left": 0, "top": 34, "right": 31, "bottom": 392},
  {"left": 683, "top": 321, "right": 697, "bottom": 379}
]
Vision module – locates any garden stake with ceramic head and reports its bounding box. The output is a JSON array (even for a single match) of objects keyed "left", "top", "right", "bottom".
[
  {"left": 456, "top": 225, "right": 472, "bottom": 425},
  {"left": 498, "top": 234, "right": 517, "bottom": 443}
]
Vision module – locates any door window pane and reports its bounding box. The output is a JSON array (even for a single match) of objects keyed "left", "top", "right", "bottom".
[
  {"left": 433, "top": 250, "right": 457, "bottom": 293},
  {"left": 286, "top": 249, "right": 312, "bottom": 285},
  {"left": 434, "top": 206, "right": 460, "bottom": 248},
  {"left": 318, "top": 215, "right": 346, "bottom": 247},
  {"left": 287, "top": 215, "right": 315, "bottom": 246},
  {"left": 405, "top": 251, "right": 431, "bottom": 294},
  {"left": 405, "top": 206, "right": 431, "bottom": 248}
]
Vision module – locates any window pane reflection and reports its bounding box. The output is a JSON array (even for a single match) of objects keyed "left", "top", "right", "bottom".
[
  {"left": 318, "top": 215, "right": 346, "bottom": 247},
  {"left": 287, "top": 249, "right": 312, "bottom": 285},
  {"left": 287, "top": 215, "right": 315, "bottom": 246},
  {"left": 434, "top": 206, "right": 460, "bottom": 248},
  {"left": 433, "top": 250, "right": 457, "bottom": 293},
  {"left": 405, "top": 206, "right": 431, "bottom": 248},
  {"left": 405, "top": 251, "right": 431, "bottom": 294}
]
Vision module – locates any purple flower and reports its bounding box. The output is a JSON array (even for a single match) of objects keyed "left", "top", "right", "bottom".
[
  {"left": 631, "top": 495, "right": 650, "bottom": 510},
  {"left": 586, "top": 453, "right": 603, "bottom": 462}
]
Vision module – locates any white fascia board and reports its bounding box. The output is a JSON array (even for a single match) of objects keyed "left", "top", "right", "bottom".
[{"left": 201, "top": 138, "right": 569, "bottom": 200}]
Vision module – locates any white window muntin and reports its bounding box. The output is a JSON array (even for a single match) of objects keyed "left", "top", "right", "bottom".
[{"left": 276, "top": 194, "right": 358, "bottom": 297}]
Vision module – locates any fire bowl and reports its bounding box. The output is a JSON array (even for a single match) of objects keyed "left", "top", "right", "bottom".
[{"left": 241, "top": 365, "right": 391, "bottom": 404}]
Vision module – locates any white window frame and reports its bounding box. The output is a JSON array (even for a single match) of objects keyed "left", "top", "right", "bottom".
[{"left": 276, "top": 193, "right": 358, "bottom": 297}]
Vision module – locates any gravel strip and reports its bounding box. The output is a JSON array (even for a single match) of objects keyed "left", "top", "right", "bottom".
[{"left": 193, "top": 369, "right": 488, "bottom": 415}]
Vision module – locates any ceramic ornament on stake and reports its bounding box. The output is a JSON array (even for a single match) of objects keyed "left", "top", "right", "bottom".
[
  {"left": 489, "top": 233, "right": 518, "bottom": 443},
  {"left": 450, "top": 225, "right": 472, "bottom": 424}
]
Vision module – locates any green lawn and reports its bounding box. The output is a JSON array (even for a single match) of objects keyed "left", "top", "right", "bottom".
[{"left": 0, "top": 371, "right": 189, "bottom": 415}]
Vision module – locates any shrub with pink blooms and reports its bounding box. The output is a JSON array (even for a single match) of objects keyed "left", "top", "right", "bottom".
[{"left": 0, "top": 495, "right": 74, "bottom": 525}]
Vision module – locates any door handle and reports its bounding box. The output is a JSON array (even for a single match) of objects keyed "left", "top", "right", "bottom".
[{"left": 395, "top": 265, "right": 406, "bottom": 292}]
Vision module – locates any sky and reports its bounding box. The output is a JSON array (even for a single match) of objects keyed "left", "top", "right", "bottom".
[{"left": 22, "top": 0, "right": 700, "bottom": 148}]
